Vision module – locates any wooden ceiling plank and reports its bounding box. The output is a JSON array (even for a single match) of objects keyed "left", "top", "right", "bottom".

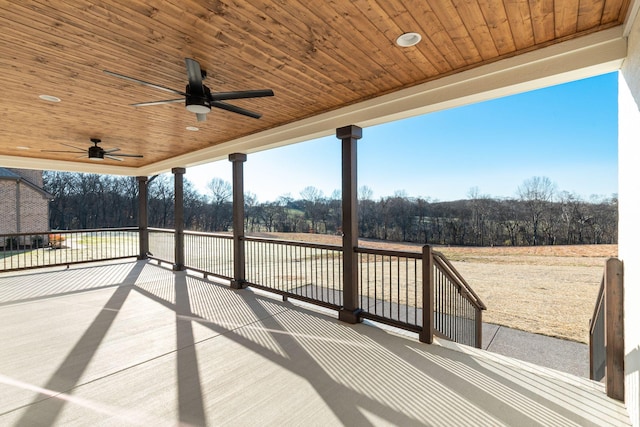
[
  {"left": 529, "top": 0, "right": 556, "bottom": 43},
  {"left": 555, "top": 0, "right": 581, "bottom": 38},
  {"left": 363, "top": 0, "right": 451, "bottom": 74},
  {"left": 398, "top": 0, "right": 469, "bottom": 68},
  {"left": 198, "top": 0, "right": 382, "bottom": 96},
  {"left": 6, "top": 0, "right": 320, "bottom": 125},
  {"left": 124, "top": 0, "right": 316, "bottom": 88},
  {"left": 503, "top": 0, "right": 535, "bottom": 50},
  {"left": 577, "top": 0, "right": 606, "bottom": 31},
  {"left": 427, "top": 0, "right": 484, "bottom": 63},
  {"left": 601, "top": 0, "right": 629, "bottom": 23},
  {"left": 307, "top": 0, "right": 428, "bottom": 85},
  {"left": 450, "top": 0, "right": 500, "bottom": 60},
  {"left": 157, "top": 0, "right": 365, "bottom": 106},
  {"left": 190, "top": 3, "right": 363, "bottom": 104},
  {"left": 4, "top": 1, "right": 187, "bottom": 88},
  {"left": 276, "top": 1, "right": 413, "bottom": 87},
  {"left": 34, "top": 0, "right": 317, "bottom": 115},
  {"left": 473, "top": 0, "right": 517, "bottom": 56},
  {"left": 237, "top": 0, "right": 400, "bottom": 94}
]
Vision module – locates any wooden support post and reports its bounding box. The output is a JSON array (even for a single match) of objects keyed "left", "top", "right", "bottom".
[
  {"left": 137, "top": 176, "right": 149, "bottom": 260},
  {"left": 420, "top": 245, "right": 434, "bottom": 343},
  {"left": 337, "top": 125, "right": 362, "bottom": 324},
  {"left": 172, "top": 167, "right": 185, "bottom": 271},
  {"left": 229, "top": 153, "right": 247, "bottom": 289},
  {"left": 605, "top": 258, "right": 624, "bottom": 401},
  {"left": 475, "top": 307, "right": 483, "bottom": 349}
]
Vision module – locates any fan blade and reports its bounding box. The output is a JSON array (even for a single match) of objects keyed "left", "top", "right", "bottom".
[
  {"left": 185, "top": 58, "right": 204, "bottom": 94},
  {"left": 196, "top": 113, "right": 207, "bottom": 122},
  {"left": 105, "top": 155, "right": 124, "bottom": 162},
  {"left": 210, "top": 89, "right": 274, "bottom": 101},
  {"left": 104, "top": 148, "right": 121, "bottom": 153},
  {"left": 60, "top": 142, "right": 86, "bottom": 151},
  {"left": 211, "top": 101, "right": 262, "bottom": 119},
  {"left": 110, "top": 153, "right": 144, "bottom": 158},
  {"left": 42, "top": 150, "right": 85, "bottom": 154},
  {"left": 132, "top": 99, "right": 184, "bottom": 107},
  {"left": 104, "top": 70, "right": 186, "bottom": 96}
]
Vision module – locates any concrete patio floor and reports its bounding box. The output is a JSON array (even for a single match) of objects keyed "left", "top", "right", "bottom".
[{"left": 0, "top": 260, "right": 631, "bottom": 426}]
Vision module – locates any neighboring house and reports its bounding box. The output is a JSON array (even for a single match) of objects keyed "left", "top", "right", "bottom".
[{"left": 0, "top": 168, "right": 51, "bottom": 244}]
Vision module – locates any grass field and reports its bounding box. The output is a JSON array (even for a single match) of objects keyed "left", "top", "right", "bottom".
[{"left": 255, "top": 232, "right": 616, "bottom": 344}]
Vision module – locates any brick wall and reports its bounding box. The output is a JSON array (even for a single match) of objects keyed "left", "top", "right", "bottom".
[
  {"left": 0, "top": 170, "right": 49, "bottom": 236},
  {"left": 0, "top": 181, "right": 18, "bottom": 235},
  {"left": 18, "top": 182, "right": 49, "bottom": 233}
]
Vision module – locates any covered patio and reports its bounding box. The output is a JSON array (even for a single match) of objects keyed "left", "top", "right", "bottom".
[
  {"left": 0, "top": 259, "right": 631, "bottom": 426},
  {"left": 2, "top": 1, "right": 640, "bottom": 425}
]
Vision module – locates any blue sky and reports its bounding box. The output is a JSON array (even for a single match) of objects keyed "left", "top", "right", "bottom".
[{"left": 188, "top": 72, "right": 618, "bottom": 203}]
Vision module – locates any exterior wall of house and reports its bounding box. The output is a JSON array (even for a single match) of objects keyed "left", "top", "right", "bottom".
[
  {"left": 0, "top": 181, "right": 18, "bottom": 235},
  {"left": 8, "top": 168, "right": 43, "bottom": 187},
  {"left": 17, "top": 182, "right": 49, "bottom": 234},
  {"left": 620, "top": 18, "right": 640, "bottom": 426},
  {"left": 0, "top": 170, "right": 49, "bottom": 238}
]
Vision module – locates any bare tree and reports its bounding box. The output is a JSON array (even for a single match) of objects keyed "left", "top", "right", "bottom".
[
  {"left": 300, "top": 186, "right": 324, "bottom": 232},
  {"left": 517, "top": 176, "right": 556, "bottom": 245}
]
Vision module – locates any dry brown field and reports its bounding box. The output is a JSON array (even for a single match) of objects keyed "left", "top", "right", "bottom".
[{"left": 254, "top": 232, "right": 617, "bottom": 344}]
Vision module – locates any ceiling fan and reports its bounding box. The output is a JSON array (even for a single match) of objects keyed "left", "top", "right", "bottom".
[
  {"left": 104, "top": 58, "right": 274, "bottom": 122},
  {"left": 42, "top": 138, "right": 144, "bottom": 162}
]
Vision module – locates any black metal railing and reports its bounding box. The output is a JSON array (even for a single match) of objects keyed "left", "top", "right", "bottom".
[
  {"left": 148, "top": 227, "right": 175, "bottom": 264},
  {"left": 244, "top": 236, "right": 343, "bottom": 309},
  {"left": 1, "top": 226, "right": 485, "bottom": 349},
  {"left": 356, "top": 247, "right": 422, "bottom": 331},
  {"left": 590, "top": 277, "right": 606, "bottom": 381},
  {"left": 0, "top": 228, "right": 139, "bottom": 271},
  {"left": 184, "top": 231, "right": 234, "bottom": 280},
  {"left": 431, "top": 249, "right": 486, "bottom": 348}
]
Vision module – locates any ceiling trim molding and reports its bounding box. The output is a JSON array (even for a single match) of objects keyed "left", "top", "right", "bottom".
[{"left": 0, "top": 155, "right": 139, "bottom": 176}]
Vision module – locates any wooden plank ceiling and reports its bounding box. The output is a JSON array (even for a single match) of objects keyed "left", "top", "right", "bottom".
[{"left": 0, "top": 0, "right": 630, "bottom": 173}]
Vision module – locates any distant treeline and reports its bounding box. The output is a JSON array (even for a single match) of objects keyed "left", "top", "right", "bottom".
[{"left": 44, "top": 172, "right": 617, "bottom": 246}]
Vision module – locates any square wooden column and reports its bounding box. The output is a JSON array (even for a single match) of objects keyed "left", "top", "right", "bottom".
[
  {"left": 137, "top": 176, "right": 149, "bottom": 260},
  {"left": 229, "top": 153, "right": 247, "bottom": 289},
  {"left": 172, "top": 167, "right": 185, "bottom": 271},
  {"left": 337, "top": 125, "right": 362, "bottom": 324}
]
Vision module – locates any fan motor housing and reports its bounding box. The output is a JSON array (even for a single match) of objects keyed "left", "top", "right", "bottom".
[
  {"left": 185, "top": 84, "right": 211, "bottom": 114},
  {"left": 88, "top": 145, "right": 104, "bottom": 160}
]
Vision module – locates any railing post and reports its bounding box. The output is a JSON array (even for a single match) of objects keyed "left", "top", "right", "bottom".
[
  {"left": 172, "top": 167, "right": 185, "bottom": 271},
  {"left": 337, "top": 125, "right": 362, "bottom": 324},
  {"left": 229, "top": 153, "right": 247, "bottom": 289},
  {"left": 137, "top": 176, "right": 149, "bottom": 260},
  {"left": 605, "top": 258, "right": 624, "bottom": 401},
  {"left": 420, "top": 245, "right": 434, "bottom": 343},
  {"left": 475, "top": 307, "right": 483, "bottom": 349}
]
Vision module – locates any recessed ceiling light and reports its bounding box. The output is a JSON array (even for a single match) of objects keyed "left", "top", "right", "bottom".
[
  {"left": 39, "top": 94, "right": 61, "bottom": 102},
  {"left": 186, "top": 126, "right": 199, "bottom": 131},
  {"left": 396, "top": 32, "right": 422, "bottom": 47},
  {"left": 16, "top": 146, "right": 30, "bottom": 150}
]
